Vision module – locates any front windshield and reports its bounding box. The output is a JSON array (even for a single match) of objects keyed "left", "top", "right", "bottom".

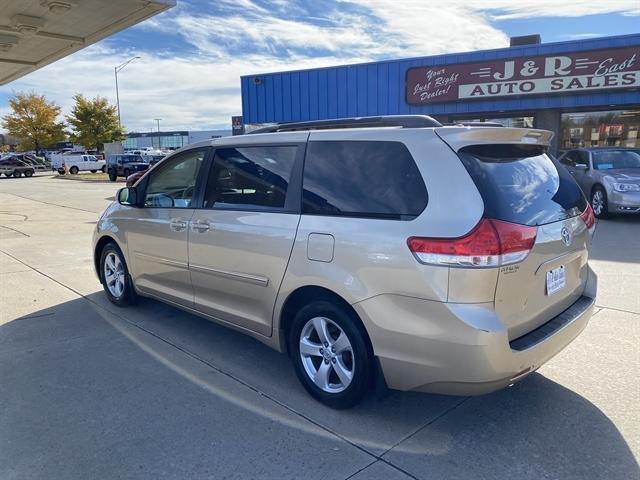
[{"left": 592, "top": 150, "right": 640, "bottom": 170}]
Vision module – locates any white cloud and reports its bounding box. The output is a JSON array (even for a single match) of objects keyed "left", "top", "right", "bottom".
[
  {"left": 464, "top": 0, "right": 640, "bottom": 20},
  {"left": 1, "top": 0, "right": 638, "bottom": 132}
]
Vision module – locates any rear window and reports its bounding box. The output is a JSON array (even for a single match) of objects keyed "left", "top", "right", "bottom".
[
  {"left": 458, "top": 144, "right": 586, "bottom": 226},
  {"left": 302, "top": 141, "right": 427, "bottom": 220}
]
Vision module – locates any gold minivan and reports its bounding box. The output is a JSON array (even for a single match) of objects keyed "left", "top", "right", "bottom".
[{"left": 93, "top": 116, "right": 597, "bottom": 408}]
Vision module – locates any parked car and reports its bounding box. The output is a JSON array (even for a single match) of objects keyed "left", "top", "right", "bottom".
[
  {"left": 5, "top": 153, "right": 49, "bottom": 171},
  {"left": 93, "top": 115, "right": 597, "bottom": 408},
  {"left": 0, "top": 157, "right": 35, "bottom": 177},
  {"left": 106, "top": 154, "right": 149, "bottom": 182},
  {"left": 144, "top": 154, "right": 166, "bottom": 166},
  {"left": 125, "top": 170, "right": 147, "bottom": 187},
  {"left": 558, "top": 148, "right": 640, "bottom": 218},
  {"left": 50, "top": 154, "right": 106, "bottom": 175}
]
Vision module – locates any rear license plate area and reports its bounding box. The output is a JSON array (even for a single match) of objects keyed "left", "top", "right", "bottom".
[{"left": 546, "top": 265, "right": 566, "bottom": 295}]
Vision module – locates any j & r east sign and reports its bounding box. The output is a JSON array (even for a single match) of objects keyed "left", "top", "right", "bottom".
[{"left": 405, "top": 47, "right": 639, "bottom": 105}]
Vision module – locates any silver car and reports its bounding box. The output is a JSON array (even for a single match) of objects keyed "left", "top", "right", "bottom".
[
  {"left": 93, "top": 116, "right": 597, "bottom": 408},
  {"left": 558, "top": 148, "right": 640, "bottom": 218}
]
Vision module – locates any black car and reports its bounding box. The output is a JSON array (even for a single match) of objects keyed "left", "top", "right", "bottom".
[
  {"left": 0, "top": 157, "right": 35, "bottom": 178},
  {"left": 106, "top": 154, "right": 149, "bottom": 182}
]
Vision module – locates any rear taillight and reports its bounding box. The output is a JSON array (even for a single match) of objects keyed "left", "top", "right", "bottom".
[
  {"left": 407, "top": 218, "right": 537, "bottom": 267},
  {"left": 580, "top": 203, "right": 596, "bottom": 235}
]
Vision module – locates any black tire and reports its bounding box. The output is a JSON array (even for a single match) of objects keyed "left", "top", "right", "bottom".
[
  {"left": 123, "top": 169, "right": 130, "bottom": 178},
  {"left": 289, "top": 300, "right": 373, "bottom": 409},
  {"left": 101, "top": 165, "right": 106, "bottom": 173},
  {"left": 13, "top": 170, "right": 22, "bottom": 178},
  {"left": 99, "top": 242, "right": 137, "bottom": 306},
  {"left": 108, "top": 170, "right": 117, "bottom": 182},
  {"left": 69, "top": 166, "right": 79, "bottom": 174},
  {"left": 591, "top": 185, "right": 610, "bottom": 219},
  {"left": 90, "top": 169, "right": 97, "bottom": 173},
  {"left": 57, "top": 169, "right": 65, "bottom": 175},
  {"left": 24, "top": 169, "right": 34, "bottom": 177}
]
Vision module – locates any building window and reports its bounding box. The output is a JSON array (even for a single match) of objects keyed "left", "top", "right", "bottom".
[{"left": 561, "top": 110, "right": 640, "bottom": 149}]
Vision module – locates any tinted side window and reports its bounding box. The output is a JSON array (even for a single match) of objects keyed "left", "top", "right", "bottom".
[
  {"left": 204, "top": 145, "right": 297, "bottom": 209},
  {"left": 302, "top": 141, "right": 427, "bottom": 220},
  {"left": 560, "top": 152, "right": 577, "bottom": 166},
  {"left": 577, "top": 151, "right": 590, "bottom": 165},
  {"left": 144, "top": 149, "right": 206, "bottom": 208},
  {"left": 458, "top": 144, "right": 587, "bottom": 226}
]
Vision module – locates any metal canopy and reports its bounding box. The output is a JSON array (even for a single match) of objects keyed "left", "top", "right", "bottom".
[{"left": 0, "top": 0, "right": 175, "bottom": 85}]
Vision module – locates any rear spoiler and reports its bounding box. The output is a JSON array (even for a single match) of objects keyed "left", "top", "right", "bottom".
[{"left": 435, "top": 127, "right": 553, "bottom": 152}]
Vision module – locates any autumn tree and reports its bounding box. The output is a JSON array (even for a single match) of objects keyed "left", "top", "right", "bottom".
[
  {"left": 1, "top": 92, "right": 66, "bottom": 152},
  {"left": 66, "top": 94, "right": 126, "bottom": 151}
]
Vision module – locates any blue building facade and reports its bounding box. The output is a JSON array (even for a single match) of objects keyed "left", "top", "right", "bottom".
[{"left": 241, "top": 34, "right": 640, "bottom": 152}]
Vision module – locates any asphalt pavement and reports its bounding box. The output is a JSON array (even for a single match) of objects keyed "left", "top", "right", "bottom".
[{"left": 1, "top": 173, "right": 638, "bottom": 479}]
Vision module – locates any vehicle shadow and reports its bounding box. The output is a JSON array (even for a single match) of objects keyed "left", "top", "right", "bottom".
[
  {"left": 1, "top": 293, "right": 637, "bottom": 479},
  {"left": 589, "top": 215, "right": 640, "bottom": 264}
]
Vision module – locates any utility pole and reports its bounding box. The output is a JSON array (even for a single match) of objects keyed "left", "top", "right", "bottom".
[
  {"left": 154, "top": 118, "right": 162, "bottom": 149},
  {"left": 114, "top": 56, "right": 141, "bottom": 127}
]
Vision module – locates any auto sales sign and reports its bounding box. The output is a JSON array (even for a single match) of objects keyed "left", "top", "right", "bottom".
[{"left": 405, "top": 47, "right": 639, "bottom": 105}]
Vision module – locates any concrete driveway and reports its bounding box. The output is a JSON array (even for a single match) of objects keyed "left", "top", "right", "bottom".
[{"left": 1, "top": 174, "right": 638, "bottom": 479}]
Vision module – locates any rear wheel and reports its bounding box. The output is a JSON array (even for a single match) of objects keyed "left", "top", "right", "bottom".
[
  {"left": 123, "top": 169, "right": 130, "bottom": 178},
  {"left": 99, "top": 242, "right": 137, "bottom": 306},
  {"left": 289, "top": 301, "right": 372, "bottom": 409},
  {"left": 108, "top": 170, "right": 117, "bottom": 182},
  {"left": 591, "top": 186, "right": 609, "bottom": 219},
  {"left": 24, "top": 169, "right": 34, "bottom": 177},
  {"left": 69, "top": 166, "right": 79, "bottom": 174},
  {"left": 101, "top": 165, "right": 106, "bottom": 173},
  {"left": 13, "top": 170, "right": 22, "bottom": 178}
]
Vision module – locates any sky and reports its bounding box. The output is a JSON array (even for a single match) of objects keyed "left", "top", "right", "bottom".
[{"left": 1, "top": 0, "right": 639, "bottom": 133}]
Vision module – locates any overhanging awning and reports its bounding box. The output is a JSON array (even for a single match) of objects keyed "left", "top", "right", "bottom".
[{"left": 0, "top": 0, "right": 175, "bottom": 85}]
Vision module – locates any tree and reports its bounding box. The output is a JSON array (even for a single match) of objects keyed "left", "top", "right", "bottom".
[
  {"left": 66, "top": 94, "right": 126, "bottom": 151},
  {"left": 1, "top": 92, "right": 66, "bottom": 152}
]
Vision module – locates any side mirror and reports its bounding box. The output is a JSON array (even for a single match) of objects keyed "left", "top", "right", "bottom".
[
  {"left": 117, "top": 187, "right": 138, "bottom": 206},
  {"left": 574, "top": 163, "right": 588, "bottom": 171}
]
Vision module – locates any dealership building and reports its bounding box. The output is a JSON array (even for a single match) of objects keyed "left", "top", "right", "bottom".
[{"left": 241, "top": 33, "right": 640, "bottom": 153}]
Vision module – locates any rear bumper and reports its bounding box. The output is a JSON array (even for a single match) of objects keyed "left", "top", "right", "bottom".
[{"left": 353, "top": 266, "right": 597, "bottom": 395}]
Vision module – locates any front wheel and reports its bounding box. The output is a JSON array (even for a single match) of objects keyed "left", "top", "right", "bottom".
[
  {"left": 69, "top": 166, "right": 79, "bottom": 175},
  {"left": 101, "top": 165, "right": 106, "bottom": 173},
  {"left": 24, "top": 169, "right": 34, "bottom": 177},
  {"left": 90, "top": 169, "right": 97, "bottom": 173},
  {"left": 99, "top": 243, "right": 137, "bottom": 306},
  {"left": 591, "top": 186, "right": 609, "bottom": 219},
  {"left": 108, "top": 170, "right": 117, "bottom": 182},
  {"left": 289, "top": 301, "right": 373, "bottom": 409}
]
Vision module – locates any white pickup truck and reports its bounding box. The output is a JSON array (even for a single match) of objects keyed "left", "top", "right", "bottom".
[{"left": 51, "top": 154, "right": 106, "bottom": 175}]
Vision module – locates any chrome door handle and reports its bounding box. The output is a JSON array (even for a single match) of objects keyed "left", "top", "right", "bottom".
[
  {"left": 190, "top": 220, "right": 210, "bottom": 233},
  {"left": 169, "top": 218, "right": 188, "bottom": 232}
]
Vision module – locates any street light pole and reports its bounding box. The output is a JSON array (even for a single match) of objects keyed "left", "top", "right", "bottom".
[
  {"left": 114, "top": 56, "right": 141, "bottom": 127},
  {"left": 154, "top": 118, "right": 162, "bottom": 149}
]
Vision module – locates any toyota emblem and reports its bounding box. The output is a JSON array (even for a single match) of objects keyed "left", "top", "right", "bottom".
[{"left": 561, "top": 227, "right": 572, "bottom": 247}]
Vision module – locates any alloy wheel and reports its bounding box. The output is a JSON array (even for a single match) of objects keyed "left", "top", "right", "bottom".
[
  {"left": 592, "top": 190, "right": 604, "bottom": 216},
  {"left": 299, "top": 316, "right": 355, "bottom": 393},
  {"left": 104, "top": 252, "right": 125, "bottom": 298}
]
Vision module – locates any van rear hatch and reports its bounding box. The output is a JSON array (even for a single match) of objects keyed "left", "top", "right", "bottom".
[{"left": 436, "top": 128, "right": 592, "bottom": 340}]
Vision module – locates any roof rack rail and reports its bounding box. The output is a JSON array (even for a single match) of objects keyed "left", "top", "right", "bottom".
[
  {"left": 248, "top": 115, "right": 442, "bottom": 134},
  {"left": 446, "top": 121, "right": 505, "bottom": 127}
]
